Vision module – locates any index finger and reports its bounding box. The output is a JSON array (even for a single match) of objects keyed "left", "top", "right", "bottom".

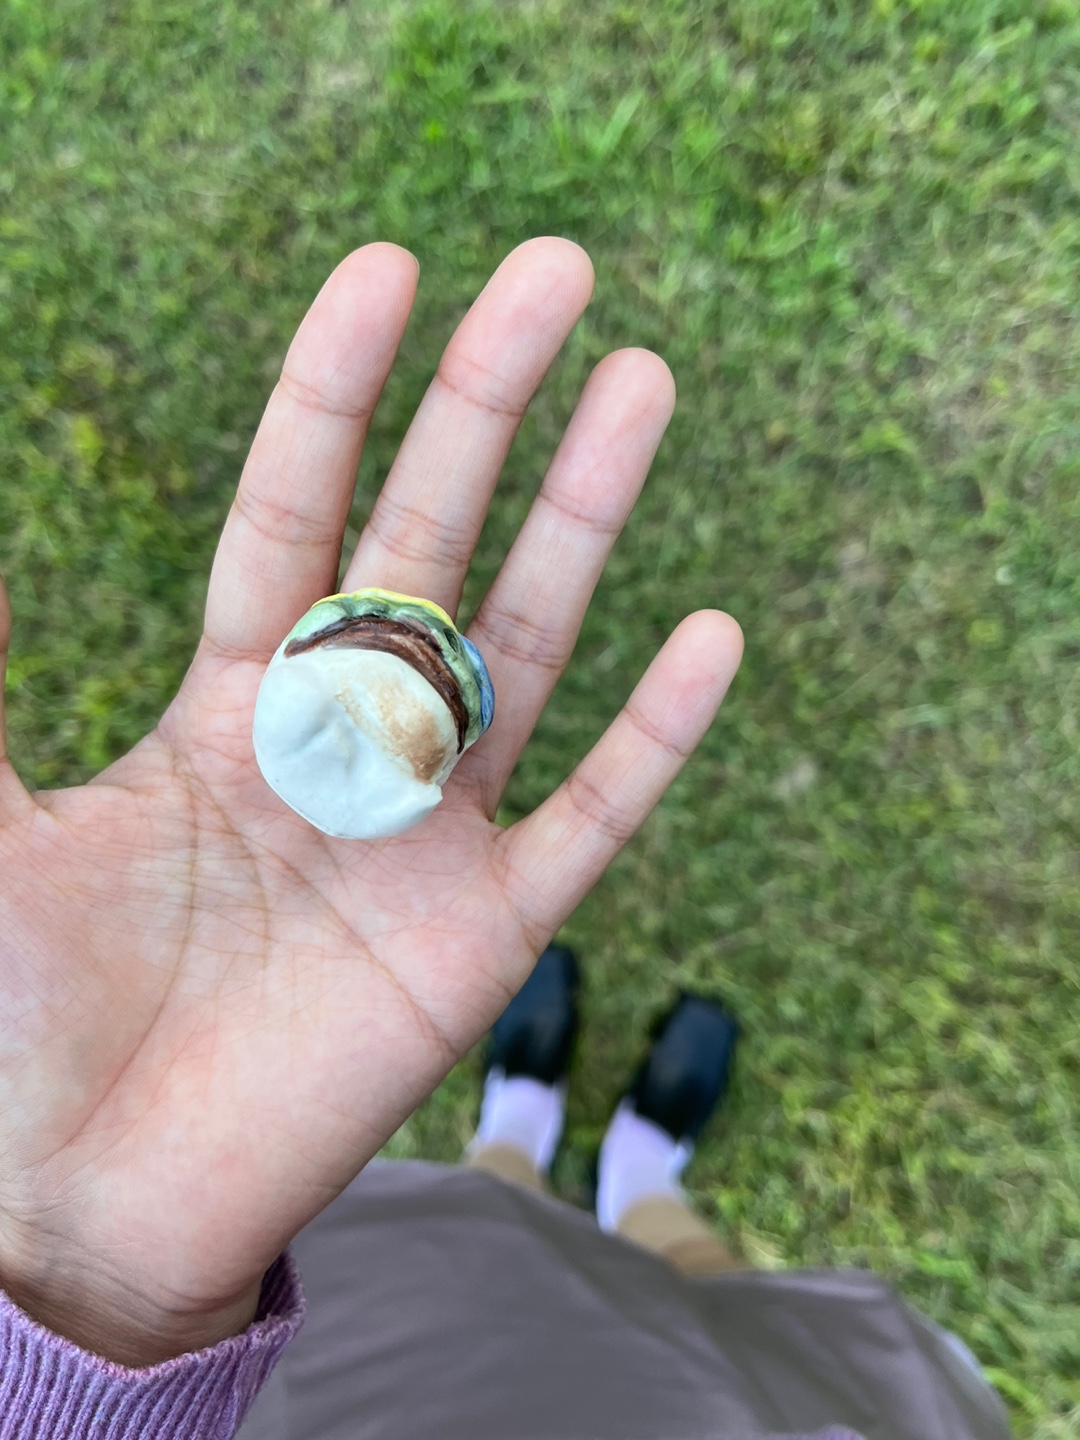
[{"left": 200, "top": 244, "right": 420, "bottom": 664}]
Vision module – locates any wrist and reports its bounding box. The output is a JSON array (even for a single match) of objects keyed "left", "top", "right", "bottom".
[
  {"left": 4, "top": 1275, "right": 263, "bottom": 1368},
  {"left": 0, "top": 1220, "right": 263, "bottom": 1366},
  {"left": 1, "top": 1254, "right": 305, "bottom": 1440}
]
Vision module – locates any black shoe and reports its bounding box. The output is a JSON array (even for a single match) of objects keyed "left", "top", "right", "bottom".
[
  {"left": 624, "top": 993, "right": 739, "bottom": 1144},
  {"left": 484, "top": 943, "right": 581, "bottom": 1086}
]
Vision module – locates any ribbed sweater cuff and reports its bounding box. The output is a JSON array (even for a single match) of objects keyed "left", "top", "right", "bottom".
[{"left": 0, "top": 1253, "right": 305, "bottom": 1440}]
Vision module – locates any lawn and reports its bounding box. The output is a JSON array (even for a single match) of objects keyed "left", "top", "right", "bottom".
[{"left": 2, "top": 0, "right": 1079, "bottom": 1430}]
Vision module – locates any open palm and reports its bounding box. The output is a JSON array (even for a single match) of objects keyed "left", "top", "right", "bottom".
[{"left": 0, "top": 240, "right": 742, "bottom": 1365}]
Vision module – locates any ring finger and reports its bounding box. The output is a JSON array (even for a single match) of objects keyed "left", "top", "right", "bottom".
[{"left": 456, "top": 347, "right": 677, "bottom": 816}]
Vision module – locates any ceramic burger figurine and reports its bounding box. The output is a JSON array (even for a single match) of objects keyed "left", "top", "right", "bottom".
[{"left": 252, "top": 588, "right": 495, "bottom": 840}]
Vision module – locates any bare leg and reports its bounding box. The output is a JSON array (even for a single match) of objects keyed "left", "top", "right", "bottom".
[
  {"left": 615, "top": 1195, "right": 745, "bottom": 1275},
  {"left": 466, "top": 1141, "right": 546, "bottom": 1193}
]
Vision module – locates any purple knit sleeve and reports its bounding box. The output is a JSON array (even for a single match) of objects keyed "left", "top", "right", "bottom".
[{"left": 0, "top": 1253, "right": 304, "bottom": 1440}]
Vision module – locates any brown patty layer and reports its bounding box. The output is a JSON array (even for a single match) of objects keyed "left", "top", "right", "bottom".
[{"left": 284, "top": 614, "right": 469, "bottom": 752}]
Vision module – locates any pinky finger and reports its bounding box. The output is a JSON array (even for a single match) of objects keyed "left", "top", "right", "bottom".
[
  {"left": 0, "top": 574, "right": 32, "bottom": 818},
  {"left": 498, "top": 610, "right": 743, "bottom": 948}
]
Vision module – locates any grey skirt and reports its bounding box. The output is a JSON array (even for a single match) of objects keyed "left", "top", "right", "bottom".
[{"left": 238, "top": 1160, "right": 1009, "bottom": 1440}]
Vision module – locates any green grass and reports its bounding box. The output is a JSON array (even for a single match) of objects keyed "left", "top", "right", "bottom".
[{"left": 3, "top": 0, "right": 1079, "bottom": 1430}]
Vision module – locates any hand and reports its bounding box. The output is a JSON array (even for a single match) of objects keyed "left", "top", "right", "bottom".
[{"left": 0, "top": 239, "right": 742, "bottom": 1365}]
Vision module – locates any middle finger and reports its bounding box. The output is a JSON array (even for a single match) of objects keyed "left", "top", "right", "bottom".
[{"left": 342, "top": 237, "right": 594, "bottom": 612}]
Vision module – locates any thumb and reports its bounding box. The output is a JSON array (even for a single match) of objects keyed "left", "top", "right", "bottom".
[{"left": 0, "top": 573, "right": 31, "bottom": 815}]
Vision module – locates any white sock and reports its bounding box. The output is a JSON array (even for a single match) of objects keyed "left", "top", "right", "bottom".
[
  {"left": 467, "top": 1068, "right": 565, "bottom": 1174},
  {"left": 596, "top": 1100, "right": 693, "bottom": 1232}
]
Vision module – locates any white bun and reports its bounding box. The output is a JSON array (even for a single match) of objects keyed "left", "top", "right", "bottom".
[{"left": 252, "top": 646, "right": 459, "bottom": 840}]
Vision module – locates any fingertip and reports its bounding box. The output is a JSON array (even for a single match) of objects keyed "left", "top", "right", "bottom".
[
  {"left": 512, "top": 232, "right": 594, "bottom": 270},
  {"left": 639, "top": 349, "right": 676, "bottom": 410},
  {"left": 672, "top": 608, "right": 745, "bottom": 686},
  {"left": 690, "top": 607, "right": 744, "bottom": 656},
  {"left": 592, "top": 347, "right": 676, "bottom": 419},
  {"left": 358, "top": 240, "right": 421, "bottom": 284},
  {"left": 498, "top": 235, "right": 596, "bottom": 309},
  {"left": 349, "top": 241, "right": 420, "bottom": 291},
  {"left": 283, "top": 244, "right": 419, "bottom": 395},
  {"left": 317, "top": 244, "right": 420, "bottom": 319}
]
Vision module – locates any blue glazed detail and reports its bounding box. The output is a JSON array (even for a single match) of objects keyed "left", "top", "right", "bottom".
[{"left": 462, "top": 635, "right": 495, "bottom": 733}]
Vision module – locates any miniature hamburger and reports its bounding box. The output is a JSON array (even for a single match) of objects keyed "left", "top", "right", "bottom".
[{"left": 252, "top": 588, "right": 495, "bottom": 839}]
